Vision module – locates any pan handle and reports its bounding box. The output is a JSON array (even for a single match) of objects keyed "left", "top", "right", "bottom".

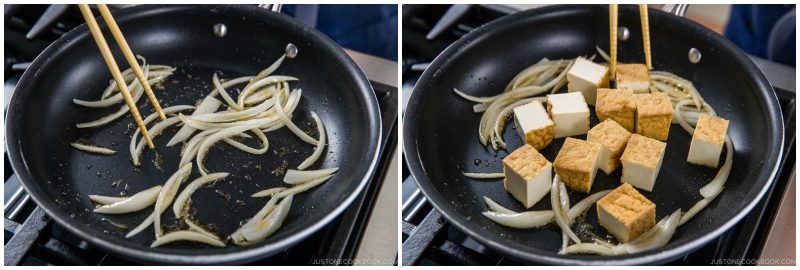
[
  {"left": 258, "top": 4, "right": 283, "bottom": 13},
  {"left": 661, "top": 4, "right": 689, "bottom": 17}
]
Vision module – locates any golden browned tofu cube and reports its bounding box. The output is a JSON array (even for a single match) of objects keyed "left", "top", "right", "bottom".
[
  {"left": 553, "top": 137, "right": 600, "bottom": 193},
  {"left": 620, "top": 134, "right": 667, "bottom": 191},
  {"left": 597, "top": 183, "right": 656, "bottom": 242},
  {"left": 688, "top": 114, "right": 730, "bottom": 168},
  {"left": 587, "top": 119, "right": 633, "bottom": 174},
  {"left": 615, "top": 64, "right": 651, "bottom": 94},
  {"left": 634, "top": 92, "right": 674, "bottom": 141},
  {"left": 596, "top": 88, "right": 636, "bottom": 132},
  {"left": 502, "top": 144, "right": 552, "bottom": 208}
]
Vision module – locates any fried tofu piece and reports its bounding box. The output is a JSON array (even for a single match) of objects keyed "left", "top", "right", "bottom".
[
  {"left": 615, "top": 64, "right": 651, "bottom": 94},
  {"left": 587, "top": 119, "right": 633, "bottom": 174},
  {"left": 567, "top": 57, "right": 610, "bottom": 105},
  {"left": 597, "top": 183, "right": 656, "bottom": 242},
  {"left": 553, "top": 137, "right": 600, "bottom": 193},
  {"left": 596, "top": 88, "right": 636, "bottom": 132},
  {"left": 513, "top": 99, "right": 554, "bottom": 150},
  {"left": 546, "top": 92, "right": 591, "bottom": 138},
  {"left": 502, "top": 144, "right": 552, "bottom": 208},
  {"left": 634, "top": 92, "right": 674, "bottom": 141},
  {"left": 687, "top": 114, "right": 729, "bottom": 168},
  {"left": 620, "top": 134, "right": 666, "bottom": 191}
]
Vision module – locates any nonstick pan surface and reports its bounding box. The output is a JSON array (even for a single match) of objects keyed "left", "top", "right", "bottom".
[
  {"left": 403, "top": 5, "right": 783, "bottom": 265},
  {"left": 6, "top": 5, "right": 381, "bottom": 264}
]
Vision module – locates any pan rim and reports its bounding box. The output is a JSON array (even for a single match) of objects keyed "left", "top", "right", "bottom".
[
  {"left": 402, "top": 4, "right": 784, "bottom": 265},
  {"left": 5, "top": 4, "right": 383, "bottom": 265}
]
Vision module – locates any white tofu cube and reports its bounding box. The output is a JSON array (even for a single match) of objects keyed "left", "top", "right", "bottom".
[
  {"left": 567, "top": 57, "right": 610, "bottom": 105},
  {"left": 502, "top": 144, "right": 552, "bottom": 208},
  {"left": 620, "top": 134, "right": 666, "bottom": 191},
  {"left": 688, "top": 114, "right": 729, "bottom": 168},
  {"left": 513, "top": 99, "right": 554, "bottom": 150},
  {"left": 546, "top": 92, "right": 590, "bottom": 138},
  {"left": 616, "top": 64, "right": 651, "bottom": 94}
]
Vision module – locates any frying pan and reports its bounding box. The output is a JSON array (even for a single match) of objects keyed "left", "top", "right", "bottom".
[
  {"left": 6, "top": 5, "right": 381, "bottom": 264},
  {"left": 403, "top": 5, "right": 784, "bottom": 265}
]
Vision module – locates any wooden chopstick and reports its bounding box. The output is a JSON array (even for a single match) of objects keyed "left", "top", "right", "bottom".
[
  {"left": 640, "top": 4, "right": 652, "bottom": 70},
  {"left": 609, "top": 4, "right": 618, "bottom": 80},
  {"left": 97, "top": 4, "right": 167, "bottom": 121},
  {"left": 78, "top": 4, "right": 155, "bottom": 149}
]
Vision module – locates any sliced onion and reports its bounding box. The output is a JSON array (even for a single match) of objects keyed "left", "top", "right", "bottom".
[
  {"left": 559, "top": 182, "right": 570, "bottom": 217},
  {"left": 179, "top": 128, "right": 220, "bottom": 167},
  {"left": 243, "top": 84, "right": 277, "bottom": 105},
  {"left": 185, "top": 219, "right": 219, "bottom": 239},
  {"left": 237, "top": 194, "right": 280, "bottom": 235},
  {"left": 551, "top": 175, "right": 581, "bottom": 243},
  {"left": 76, "top": 84, "right": 144, "bottom": 128},
  {"left": 131, "top": 116, "right": 182, "bottom": 165},
  {"left": 563, "top": 243, "right": 615, "bottom": 255},
  {"left": 566, "top": 190, "right": 613, "bottom": 223},
  {"left": 275, "top": 174, "right": 333, "bottom": 198},
  {"left": 462, "top": 172, "right": 504, "bottom": 179},
  {"left": 297, "top": 112, "right": 326, "bottom": 169},
  {"left": 699, "top": 136, "right": 733, "bottom": 198},
  {"left": 89, "top": 195, "right": 127, "bottom": 205},
  {"left": 150, "top": 230, "right": 225, "bottom": 248},
  {"left": 240, "top": 194, "right": 293, "bottom": 243},
  {"left": 166, "top": 96, "right": 222, "bottom": 146},
  {"left": 238, "top": 54, "right": 287, "bottom": 106},
  {"left": 283, "top": 167, "right": 339, "bottom": 185},
  {"left": 154, "top": 163, "right": 192, "bottom": 238},
  {"left": 188, "top": 97, "right": 276, "bottom": 123},
  {"left": 212, "top": 72, "right": 243, "bottom": 111},
  {"left": 679, "top": 187, "right": 723, "bottom": 226},
  {"left": 252, "top": 187, "right": 288, "bottom": 198},
  {"left": 222, "top": 128, "right": 269, "bottom": 154},
  {"left": 173, "top": 172, "right": 229, "bottom": 219},
  {"left": 483, "top": 196, "right": 517, "bottom": 214},
  {"left": 453, "top": 88, "right": 500, "bottom": 103},
  {"left": 93, "top": 185, "right": 162, "bottom": 214},
  {"left": 197, "top": 122, "right": 267, "bottom": 175},
  {"left": 126, "top": 213, "right": 154, "bottom": 238},
  {"left": 71, "top": 142, "right": 116, "bottom": 155},
  {"left": 483, "top": 210, "right": 554, "bottom": 229},
  {"left": 274, "top": 89, "right": 318, "bottom": 145},
  {"left": 129, "top": 106, "right": 196, "bottom": 163},
  {"left": 624, "top": 209, "right": 682, "bottom": 254}
]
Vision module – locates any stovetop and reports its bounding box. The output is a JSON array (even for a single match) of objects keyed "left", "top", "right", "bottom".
[
  {"left": 401, "top": 4, "right": 796, "bottom": 266},
  {"left": 3, "top": 4, "right": 398, "bottom": 265}
]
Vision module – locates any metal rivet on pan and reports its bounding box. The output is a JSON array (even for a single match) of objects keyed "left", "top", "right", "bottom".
[
  {"left": 285, "top": 43, "right": 298, "bottom": 59},
  {"left": 688, "top": 48, "right": 702, "bottom": 63},
  {"left": 213, "top": 23, "right": 227, "bottom": 37},
  {"left": 618, "top": 26, "right": 630, "bottom": 41}
]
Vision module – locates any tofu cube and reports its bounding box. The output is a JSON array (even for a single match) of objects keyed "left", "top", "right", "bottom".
[
  {"left": 553, "top": 138, "right": 600, "bottom": 193},
  {"left": 687, "top": 114, "right": 729, "bottom": 168},
  {"left": 620, "top": 134, "right": 666, "bottom": 191},
  {"left": 634, "top": 92, "right": 674, "bottom": 141},
  {"left": 502, "top": 144, "right": 552, "bottom": 208},
  {"left": 596, "top": 88, "right": 636, "bottom": 132},
  {"left": 513, "top": 99, "right": 554, "bottom": 150},
  {"left": 546, "top": 92, "right": 591, "bottom": 138},
  {"left": 567, "top": 57, "right": 610, "bottom": 105},
  {"left": 597, "top": 183, "right": 656, "bottom": 242},
  {"left": 587, "top": 119, "right": 633, "bottom": 174},
  {"left": 615, "top": 64, "right": 651, "bottom": 94}
]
